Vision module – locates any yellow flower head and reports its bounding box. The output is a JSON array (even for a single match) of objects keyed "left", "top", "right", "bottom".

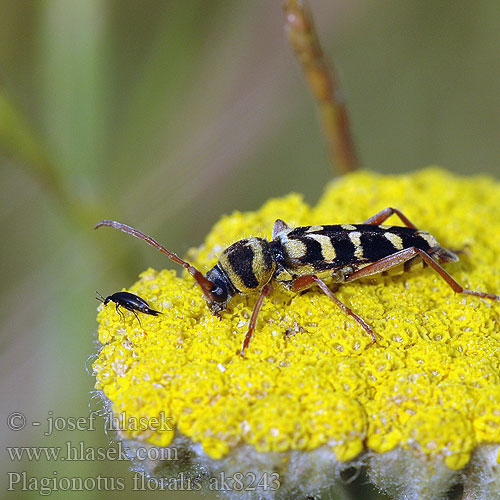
[{"left": 94, "top": 168, "right": 500, "bottom": 500}]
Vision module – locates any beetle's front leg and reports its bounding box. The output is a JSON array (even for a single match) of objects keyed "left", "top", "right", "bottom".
[{"left": 240, "top": 282, "right": 273, "bottom": 357}]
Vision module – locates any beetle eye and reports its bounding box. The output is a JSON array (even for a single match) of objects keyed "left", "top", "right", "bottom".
[{"left": 211, "top": 279, "right": 228, "bottom": 303}]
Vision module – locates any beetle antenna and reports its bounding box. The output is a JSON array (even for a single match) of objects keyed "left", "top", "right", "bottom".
[
  {"left": 95, "top": 220, "right": 215, "bottom": 302},
  {"left": 96, "top": 291, "right": 105, "bottom": 303}
]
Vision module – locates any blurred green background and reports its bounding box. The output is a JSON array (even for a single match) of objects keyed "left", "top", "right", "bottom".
[{"left": 1, "top": 1, "right": 499, "bottom": 499}]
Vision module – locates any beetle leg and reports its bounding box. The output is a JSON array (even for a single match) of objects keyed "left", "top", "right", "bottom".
[
  {"left": 292, "top": 274, "right": 376, "bottom": 342},
  {"left": 345, "top": 246, "right": 500, "bottom": 302},
  {"left": 240, "top": 282, "right": 273, "bottom": 357},
  {"left": 363, "top": 207, "right": 418, "bottom": 229},
  {"left": 115, "top": 304, "right": 126, "bottom": 323},
  {"left": 122, "top": 304, "right": 143, "bottom": 327},
  {"left": 130, "top": 309, "right": 143, "bottom": 328}
]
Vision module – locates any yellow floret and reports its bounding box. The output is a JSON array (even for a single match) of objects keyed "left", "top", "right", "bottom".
[{"left": 94, "top": 168, "right": 500, "bottom": 468}]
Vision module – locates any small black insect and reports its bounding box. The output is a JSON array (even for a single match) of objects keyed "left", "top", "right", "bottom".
[{"left": 96, "top": 291, "right": 161, "bottom": 327}]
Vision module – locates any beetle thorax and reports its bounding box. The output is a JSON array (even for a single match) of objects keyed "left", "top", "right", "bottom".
[{"left": 217, "top": 237, "right": 276, "bottom": 294}]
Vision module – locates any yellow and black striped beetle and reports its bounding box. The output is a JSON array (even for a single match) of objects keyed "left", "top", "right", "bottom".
[{"left": 96, "top": 207, "right": 500, "bottom": 356}]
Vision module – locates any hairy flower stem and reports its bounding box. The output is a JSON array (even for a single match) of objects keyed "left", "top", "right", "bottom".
[{"left": 284, "top": 0, "right": 359, "bottom": 175}]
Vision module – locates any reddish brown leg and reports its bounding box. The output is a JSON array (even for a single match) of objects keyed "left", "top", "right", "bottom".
[
  {"left": 292, "top": 274, "right": 376, "bottom": 342},
  {"left": 345, "top": 246, "right": 500, "bottom": 302},
  {"left": 240, "top": 282, "right": 273, "bottom": 356},
  {"left": 363, "top": 207, "right": 418, "bottom": 229}
]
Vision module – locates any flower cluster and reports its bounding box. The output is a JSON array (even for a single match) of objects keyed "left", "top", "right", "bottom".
[{"left": 94, "top": 168, "right": 500, "bottom": 499}]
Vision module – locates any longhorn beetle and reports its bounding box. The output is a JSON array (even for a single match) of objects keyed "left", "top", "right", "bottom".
[
  {"left": 96, "top": 290, "right": 161, "bottom": 327},
  {"left": 95, "top": 208, "right": 500, "bottom": 356}
]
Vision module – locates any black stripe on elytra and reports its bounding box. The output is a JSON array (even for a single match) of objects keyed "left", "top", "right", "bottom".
[
  {"left": 359, "top": 231, "right": 400, "bottom": 262},
  {"left": 287, "top": 227, "right": 313, "bottom": 237},
  {"left": 299, "top": 237, "right": 323, "bottom": 264},
  {"left": 397, "top": 230, "right": 433, "bottom": 252},
  {"left": 330, "top": 233, "right": 357, "bottom": 266},
  {"left": 226, "top": 241, "right": 259, "bottom": 289},
  {"left": 291, "top": 228, "right": 358, "bottom": 267}
]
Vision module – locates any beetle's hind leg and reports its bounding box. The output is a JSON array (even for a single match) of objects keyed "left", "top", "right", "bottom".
[
  {"left": 345, "top": 246, "right": 500, "bottom": 302},
  {"left": 130, "top": 309, "right": 143, "bottom": 328},
  {"left": 363, "top": 207, "right": 418, "bottom": 229},
  {"left": 122, "top": 305, "right": 143, "bottom": 328}
]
